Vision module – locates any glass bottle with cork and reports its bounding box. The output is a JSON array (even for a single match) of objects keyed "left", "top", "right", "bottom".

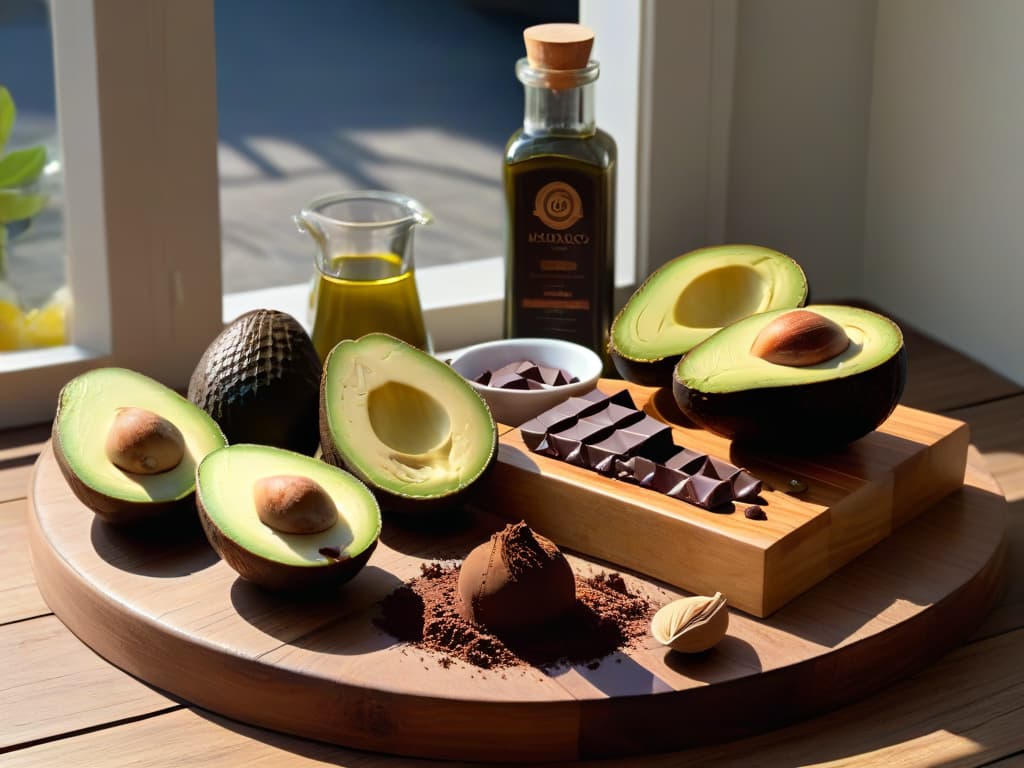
[{"left": 504, "top": 23, "right": 616, "bottom": 369}]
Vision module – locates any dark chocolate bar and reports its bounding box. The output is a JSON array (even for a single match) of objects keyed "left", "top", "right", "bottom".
[{"left": 519, "top": 387, "right": 763, "bottom": 513}]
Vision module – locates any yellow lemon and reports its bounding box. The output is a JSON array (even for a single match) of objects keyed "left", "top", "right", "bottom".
[
  {"left": 0, "top": 300, "right": 25, "bottom": 351},
  {"left": 22, "top": 301, "right": 66, "bottom": 348}
]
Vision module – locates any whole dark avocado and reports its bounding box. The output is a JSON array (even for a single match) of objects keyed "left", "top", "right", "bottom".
[
  {"left": 189, "top": 310, "right": 322, "bottom": 455},
  {"left": 673, "top": 305, "right": 907, "bottom": 450}
]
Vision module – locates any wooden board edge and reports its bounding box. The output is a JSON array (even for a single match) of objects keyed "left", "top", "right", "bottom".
[
  {"left": 488, "top": 442, "right": 769, "bottom": 615},
  {"left": 893, "top": 418, "right": 971, "bottom": 529},
  {"left": 25, "top": 447, "right": 585, "bottom": 763},
  {"left": 574, "top": 529, "right": 1008, "bottom": 758}
]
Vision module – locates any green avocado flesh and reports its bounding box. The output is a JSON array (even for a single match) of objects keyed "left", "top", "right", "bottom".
[
  {"left": 674, "top": 305, "right": 906, "bottom": 448},
  {"left": 679, "top": 305, "right": 903, "bottom": 392},
  {"left": 610, "top": 245, "right": 807, "bottom": 383},
  {"left": 320, "top": 333, "right": 497, "bottom": 508},
  {"left": 54, "top": 368, "right": 226, "bottom": 513},
  {"left": 196, "top": 444, "right": 380, "bottom": 569}
]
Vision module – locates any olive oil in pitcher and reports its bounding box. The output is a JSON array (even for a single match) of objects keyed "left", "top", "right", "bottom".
[
  {"left": 309, "top": 252, "right": 428, "bottom": 362},
  {"left": 296, "top": 192, "right": 432, "bottom": 361}
]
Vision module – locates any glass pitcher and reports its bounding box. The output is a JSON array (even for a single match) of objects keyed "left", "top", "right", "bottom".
[{"left": 295, "top": 191, "right": 432, "bottom": 361}]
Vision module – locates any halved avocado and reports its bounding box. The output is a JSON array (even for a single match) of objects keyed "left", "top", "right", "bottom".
[
  {"left": 196, "top": 444, "right": 380, "bottom": 591},
  {"left": 609, "top": 245, "right": 808, "bottom": 385},
  {"left": 53, "top": 367, "right": 227, "bottom": 525},
  {"left": 319, "top": 333, "right": 498, "bottom": 514},
  {"left": 673, "top": 305, "right": 907, "bottom": 449}
]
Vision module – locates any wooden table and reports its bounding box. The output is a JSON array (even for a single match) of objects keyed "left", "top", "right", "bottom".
[{"left": 3, "top": 320, "right": 1023, "bottom": 767}]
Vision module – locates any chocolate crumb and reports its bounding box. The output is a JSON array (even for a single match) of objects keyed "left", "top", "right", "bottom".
[
  {"left": 376, "top": 564, "right": 651, "bottom": 671},
  {"left": 420, "top": 562, "right": 446, "bottom": 579},
  {"left": 318, "top": 546, "right": 341, "bottom": 559},
  {"left": 744, "top": 505, "right": 768, "bottom": 520}
]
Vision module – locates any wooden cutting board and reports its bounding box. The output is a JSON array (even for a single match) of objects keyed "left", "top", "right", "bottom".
[
  {"left": 486, "top": 382, "right": 971, "bottom": 617},
  {"left": 27, "top": 392, "right": 1005, "bottom": 761}
]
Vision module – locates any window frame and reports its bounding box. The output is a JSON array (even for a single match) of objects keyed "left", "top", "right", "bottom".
[
  {"left": 1, "top": 0, "right": 732, "bottom": 429},
  {"left": 1, "top": 0, "right": 222, "bottom": 427}
]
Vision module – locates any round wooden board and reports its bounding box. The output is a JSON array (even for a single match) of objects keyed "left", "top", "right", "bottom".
[{"left": 28, "top": 443, "right": 1007, "bottom": 762}]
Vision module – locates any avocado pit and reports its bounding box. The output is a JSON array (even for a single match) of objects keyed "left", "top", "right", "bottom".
[
  {"left": 750, "top": 309, "right": 850, "bottom": 367},
  {"left": 105, "top": 407, "right": 186, "bottom": 475},
  {"left": 673, "top": 304, "right": 907, "bottom": 448},
  {"left": 253, "top": 474, "right": 336, "bottom": 534}
]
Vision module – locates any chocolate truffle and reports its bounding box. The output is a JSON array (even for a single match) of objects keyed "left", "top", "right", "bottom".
[{"left": 457, "top": 521, "right": 576, "bottom": 633}]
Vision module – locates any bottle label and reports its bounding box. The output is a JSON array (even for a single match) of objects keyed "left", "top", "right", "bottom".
[{"left": 512, "top": 167, "right": 602, "bottom": 346}]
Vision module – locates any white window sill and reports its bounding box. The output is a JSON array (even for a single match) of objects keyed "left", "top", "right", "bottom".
[{"left": 0, "top": 343, "right": 105, "bottom": 375}]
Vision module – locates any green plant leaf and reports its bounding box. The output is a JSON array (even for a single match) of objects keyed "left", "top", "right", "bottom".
[
  {"left": 0, "top": 87, "right": 13, "bottom": 154},
  {"left": 0, "top": 146, "right": 46, "bottom": 187},
  {"left": 0, "top": 190, "right": 48, "bottom": 224}
]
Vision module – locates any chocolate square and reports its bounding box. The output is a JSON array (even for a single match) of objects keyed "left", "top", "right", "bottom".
[
  {"left": 545, "top": 367, "right": 573, "bottom": 386},
  {"left": 579, "top": 402, "right": 645, "bottom": 429},
  {"left": 649, "top": 463, "right": 691, "bottom": 495},
  {"left": 731, "top": 469, "right": 763, "bottom": 501},
  {"left": 614, "top": 456, "right": 658, "bottom": 485},
  {"left": 489, "top": 371, "right": 531, "bottom": 390},
  {"left": 546, "top": 420, "right": 615, "bottom": 463},
  {"left": 563, "top": 388, "right": 636, "bottom": 418},
  {"left": 663, "top": 447, "right": 708, "bottom": 473},
  {"left": 701, "top": 456, "right": 741, "bottom": 481},
  {"left": 516, "top": 363, "right": 545, "bottom": 383},
  {"left": 583, "top": 430, "right": 651, "bottom": 474},
  {"left": 519, "top": 409, "right": 580, "bottom": 451},
  {"left": 622, "top": 416, "right": 675, "bottom": 456},
  {"left": 669, "top": 474, "right": 733, "bottom": 510}
]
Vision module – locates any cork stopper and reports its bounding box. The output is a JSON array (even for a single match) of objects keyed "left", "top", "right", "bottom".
[{"left": 524, "top": 23, "right": 594, "bottom": 72}]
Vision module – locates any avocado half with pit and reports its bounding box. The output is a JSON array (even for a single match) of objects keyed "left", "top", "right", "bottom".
[
  {"left": 609, "top": 245, "right": 808, "bottom": 385},
  {"left": 52, "top": 367, "right": 227, "bottom": 525},
  {"left": 320, "top": 333, "right": 498, "bottom": 514},
  {"left": 196, "top": 444, "right": 380, "bottom": 591},
  {"left": 673, "top": 305, "right": 906, "bottom": 449}
]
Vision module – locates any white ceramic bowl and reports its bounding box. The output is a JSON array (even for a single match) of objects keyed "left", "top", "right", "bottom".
[{"left": 449, "top": 338, "right": 603, "bottom": 426}]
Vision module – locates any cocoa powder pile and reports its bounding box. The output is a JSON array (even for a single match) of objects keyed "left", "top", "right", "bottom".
[{"left": 376, "top": 524, "right": 652, "bottom": 671}]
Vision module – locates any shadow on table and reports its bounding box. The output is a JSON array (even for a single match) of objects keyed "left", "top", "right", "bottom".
[
  {"left": 89, "top": 513, "right": 220, "bottom": 578},
  {"left": 230, "top": 565, "right": 405, "bottom": 657}
]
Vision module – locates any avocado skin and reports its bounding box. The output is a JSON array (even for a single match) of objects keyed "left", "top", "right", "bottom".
[
  {"left": 608, "top": 348, "right": 679, "bottom": 387},
  {"left": 188, "top": 310, "right": 322, "bottom": 455},
  {"left": 196, "top": 492, "right": 377, "bottom": 592},
  {"left": 52, "top": 428, "right": 194, "bottom": 525},
  {"left": 673, "top": 346, "right": 907, "bottom": 450}
]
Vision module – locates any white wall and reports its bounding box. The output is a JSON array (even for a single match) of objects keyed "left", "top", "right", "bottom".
[
  {"left": 725, "top": 0, "right": 877, "bottom": 301},
  {"left": 863, "top": 0, "right": 1024, "bottom": 384}
]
